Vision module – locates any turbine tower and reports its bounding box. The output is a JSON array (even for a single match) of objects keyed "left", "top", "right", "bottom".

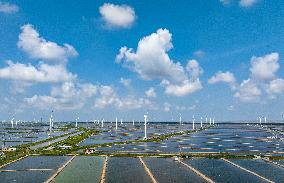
[
  {"left": 133, "top": 119, "right": 135, "bottom": 126},
  {"left": 264, "top": 116, "right": 267, "bottom": 124},
  {"left": 259, "top": 116, "right": 262, "bottom": 125},
  {"left": 75, "top": 117, "right": 79, "bottom": 128},
  {"left": 11, "top": 118, "right": 14, "bottom": 128},
  {"left": 144, "top": 113, "right": 148, "bottom": 139},
  {"left": 49, "top": 111, "right": 53, "bottom": 133},
  {"left": 200, "top": 117, "right": 203, "bottom": 128},
  {"left": 209, "top": 117, "right": 212, "bottom": 125},
  {"left": 116, "top": 117, "right": 118, "bottom": 130},
  {"left": 192, "top": 116, "right": 195, "bottom": 130}
]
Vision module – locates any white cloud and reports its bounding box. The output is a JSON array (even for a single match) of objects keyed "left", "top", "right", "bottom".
[
  {"left": 99, "top": 3, "right": 136, "bottom": 28},
  {"left": 120, "top": 77, "right": 132, "bottom": 87},
  {"left": 17, "top": 24, "right": 78, "bottom": 61},
  {"left": 250, "top": 52, "right": 279, "bottom": 81},
  {"left": 209, "top": 52, "right": 284, "bottom": 102},
  {"left": 239, "top": 0, "right": 257, "bottom": 7},
  {"left": 234, "top": 79, "right": 261, "bottom": 102},
  {"left": 186, "top": 60, "right": 203, "bottom": 80},
  {"left": 163, "top": 79, "right": 202, "bottom": 97},
  {"left": 145, "top": 87, "right": 156, "bottom": 98},
  {"left": 24, "top": 82, "right": 97, "bottom": 110},
  {"left": 208, "top": 71, "right": 236, "bottom": 87},
  {"left": 116, "top": 29, "right": 187, "bottom": 83},
  {"left": 116, "top": 29, "right": 203, "bottom": 97},
  {"left": 0, "top": 2, "right": 18, "bottom": 14},
  {"left": 266, "top": 79, "right": 284, "bottom": 96},
  {"left": 0, "top": 60, "right": 76, "bottom": 83},
  {"left": 94, "top": 85, "right": 153, "bottom": 110}
]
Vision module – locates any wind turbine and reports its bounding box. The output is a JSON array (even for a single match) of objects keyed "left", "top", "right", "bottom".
[
  {"left": 75, "top": 117, "right": 79, "bottom": 128},
  {"left": 258, "top": 116, "right": 262, "bottom": 125},
  {"left": 206, "top": 117, "right": 208, "bottom": 124},
  {"left": 209, "top": 117, "right": 212, "bottom": 125},
  {"left": 133, "top": 119, "right": 135, "bottom": 126},
  {"left": 49, "top": 111, "right": 53, "bottom": 133},
  {"left": 192, "top": 116, "right": 195, "bottom": 130},
  {"left": 200, "top": 117, "right": 203, "bottom": 128},
  {"left": 213, "top": 118, "right": 215, "bottom": 125},
  {"left": 144, "top": 113, "right": 148, "bottom": 139},
  {"left": 115, "top": 117, "right": 118, "bottom": 130},
  {"left": 11, "top": 118, "right": 14, "bottom": 128},
  {"left": 101, "top": 118, "right": 104, "bottom": 128},
  {"left": 264, "top": 116, "right": 267, "bottom": 124}
]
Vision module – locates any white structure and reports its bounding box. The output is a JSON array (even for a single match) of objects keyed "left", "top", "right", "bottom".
[
  {"left": 101, "top": 119, "right": 104, "bottom": 128},
  {"left": 192, "top": 116, "right": 195, "bottom": 130},
  {"left": 209, "top": 117, "right": 212, "bottom": 125},
  {"left": 259, "top": 116, "right": 262, "bottom": 125},
  {"left": 120, "top": 119, "right": 123, "bottom": 125},
  {"left": 49, "top": 113, "right": 53, "bottom": 132},
  {"left": 213, "top": 118, "right": 215, "bottom": 125},
  {"left": 133, "top": 120, "right": 135, "bottom": 126},
  {"left": 75, "top": 117, "right": 79, "bottom": 128},
  {"left": 264, "top": 116, "right": 267, "bottom": 124},
  {"left": 115, "top": 117, "right": 118, "bottom": 130},
  {"left": 200, "top": 117, "right": 203, "bottom": 128},
  {"left": 11, "top": 118, "right": 14, "bottom": 128},
  {"left": 144, "top": 113, "right": 148, "bottom": 139},
  {"left": 205, "top": 117, "right": 208, "bottom": 124}
]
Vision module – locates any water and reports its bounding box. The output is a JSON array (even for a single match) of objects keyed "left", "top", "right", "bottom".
[{"left": 54, "top": 156, "right": 104, "bottom": 183}]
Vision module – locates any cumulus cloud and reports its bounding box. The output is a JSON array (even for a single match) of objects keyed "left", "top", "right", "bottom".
[
  {"left": 162, "top": 79, "right": 202, "bottom": 97},
  {"left": 17, "top": 24, "right": 78, "bottom": 61},
  {"left": 239, "top": 0, "right": 257, "bottom": 7},
  {"left": 266, "top": 79, "right": 284, "bottom": 97},
  {"left": 116, "top": 29, "right": 186, "bottom": 82},
  {"left": 0, "top": 1, "right": 18, "bottom": 14},
  {"left": 94, "top": 85, "right": 153, "bottom": 110},
  {"left": 99, "top": 3, "right": 136, "bottom": 28},
  {"left": 116, "top": 29, "right": 203, "bottom": 97},
  {"left": 209, "top": 52, "right": 284, "bottom": 102},
  {"left": 234, "top": 79, "right": 261, "bottom": 102},
  {"left": 24, "top": 82, "right": 97, "bottom": 110},
  {"left": 208, "top": 71, "right": 236, "bottom": 88},
  {"left": 0, "top": 60, "right": 76, "bottom": 83},
  {"left": 145, "top": 87, "right": 156, "bottom": 98},
  {"left": 250, "top": 52, "right": 279, "bottom": 81}
]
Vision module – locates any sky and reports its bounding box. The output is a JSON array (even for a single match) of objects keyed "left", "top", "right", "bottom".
[{"left": 0, "top": 0, "right": 284, "bottom": 122}]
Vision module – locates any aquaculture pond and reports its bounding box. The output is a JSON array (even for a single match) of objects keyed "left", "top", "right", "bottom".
[
  {"left": 105, "top": 157, "right": 151, "bottom": 183},
  {"left": 95, "top": 124, "right": 284, "bottom": 154},
  {"left": 54, "top": 156, "right": 104, "bottom": 183},
  {"left": 0, "top": 122, "right": 75, "bottom": 147},
  {"left": 183, "top": 158, "right": 266, "bottom": 183},
  {"left": 229, "top": 159, "right": 284, "bottom": 182},
  {"left": 0, "top": 156, "right": 71, "bottom": 183},
  {"left": 143, "top": 157, "right": 206, "bottom": 183}
]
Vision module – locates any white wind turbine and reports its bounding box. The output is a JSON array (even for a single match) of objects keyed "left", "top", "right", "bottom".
[
  {"left": 11, "top": 118, "right": 14, "bottom": 128},
  {"left": 75, "top": 117, "right": 79, "bottom": 128},
  {"left": 144, "top": 113, "right": 148, "bottom": 139},
  {"left": 192, "top": 116, "right": 195, "bottom": 130},
  {"left": 200, "top": 117, "right": 203, "bottom": 128},
  {"left": 115, "top": 117, "right": 118, "bottom": 130},
  {"left": 258, "top": 116, "right": 262, "bottom": 125}
]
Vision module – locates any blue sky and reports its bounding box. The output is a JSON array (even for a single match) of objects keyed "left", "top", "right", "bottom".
[{"left": 0, "top": 0, "right": 284, "bottom": 122}]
